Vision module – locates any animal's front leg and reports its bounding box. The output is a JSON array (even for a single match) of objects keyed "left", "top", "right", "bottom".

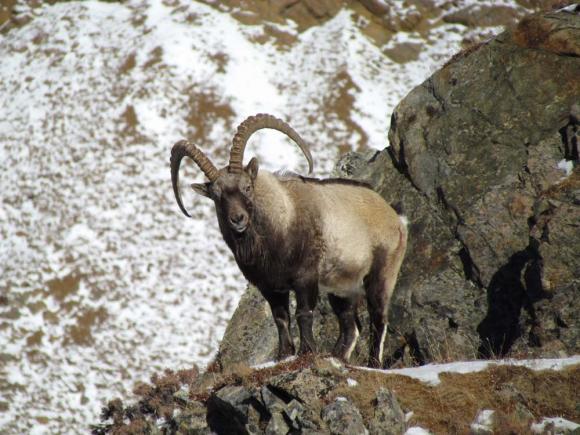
[
  {"left": 262, "top": 290, "right": 295, "bottom": 360},
  {"left": 294, "top": 284, "right": 318, "bottom": 355}
]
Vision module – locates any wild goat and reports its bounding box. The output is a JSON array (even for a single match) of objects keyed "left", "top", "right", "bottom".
[{"left": 170, "top": 114, "right": 408, "bottom": 367}]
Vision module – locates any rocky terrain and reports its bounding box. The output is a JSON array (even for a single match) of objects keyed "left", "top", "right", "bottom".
[
  {"left": 92, "top": 5, "right": 579, "bottom": 435},
  {"left": 216, "top": 4, "right": 580, "bottom": 371},
  {"left": 0, "top": 0, "right": 578, "bottom": 433},
  {"left": 92, "top": 354, "right": 580, "bottom": 434}
]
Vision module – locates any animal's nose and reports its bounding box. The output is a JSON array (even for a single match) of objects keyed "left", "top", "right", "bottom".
[{"left": 230, "top": 213, "right": 245, "bottom": 224}]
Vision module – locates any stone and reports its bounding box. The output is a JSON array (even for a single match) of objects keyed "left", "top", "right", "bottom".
[
  {"left": 176, "top": 400, "right": 213, "bottom": 434},
  {"left": 261, "top": 385, "right": 287, "bottom": 414},
  {"left": 207, "top": 385, "right": 255, "bottom": 434},
  {"left": 368, "top": 388, "right": 405, "bottom": 435},
  {"left": 321, "top": 397, "right": 368, "bottom": 435},
  {"left": 265, "top": 412, "right": 290, "bottom": 435}
]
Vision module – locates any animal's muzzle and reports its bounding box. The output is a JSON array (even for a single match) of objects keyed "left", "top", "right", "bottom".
[{"left": 229, "top": 212, "right": 248, "bottom": 233}]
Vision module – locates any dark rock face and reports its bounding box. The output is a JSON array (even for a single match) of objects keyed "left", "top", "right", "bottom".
[
  {"left": 386, "top": 7, "right": 579, "bottom": 360},
  {"left": 216, "top": 8, "right": 579, "bottom": 369}
]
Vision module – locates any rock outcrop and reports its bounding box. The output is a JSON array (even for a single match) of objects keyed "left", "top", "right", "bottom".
[
  {"left": 216, "top": 6, "right": 580, "bottom": 370},
  {"left": 92, "top": 355, "right": 580, "bottom": 434}
]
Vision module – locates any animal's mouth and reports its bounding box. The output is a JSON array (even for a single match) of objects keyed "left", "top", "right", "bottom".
[{"left": 230, "top": 221, "right": 248, "bottom": 234}]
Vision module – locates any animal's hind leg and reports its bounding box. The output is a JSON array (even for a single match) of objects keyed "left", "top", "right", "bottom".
[
  {"left": 364, "top": 248, "right": 399, "bottom": 368},
  {"left": 328, "top": 293, "right": 360, "bottom": 361}
]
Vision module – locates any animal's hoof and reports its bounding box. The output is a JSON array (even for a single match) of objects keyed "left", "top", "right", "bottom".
[
  {"left": 298, "top": 343, "right": 316, "bottom": 356},
  {"left": 277, "top": 344, "right": 296, "bottom": 360},
  {"left": 331, "top": 348, "right": 348, "bottom": 362}
]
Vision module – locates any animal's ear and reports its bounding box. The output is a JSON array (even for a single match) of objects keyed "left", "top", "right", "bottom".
[
  {"left": 245, "top": 157, "right": 259, "bottom": 181},
  {"left": 191, "top": 182, "right": 211, "bottom": 198}
]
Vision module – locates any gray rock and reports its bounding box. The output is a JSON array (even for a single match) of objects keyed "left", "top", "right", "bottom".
[
  {"left": 176, "top": 400, "right": 212, "bottom": 434},
  {"left": 261, "top": 386, "right": 287, "bottom": 414},
  {"left": 207, "top": 385, "right": 255, "bottom": 434},
  {"left": 284, "top": 399, "right": 305, "bottom": 424},
  {"left": 322, "top": 397, "right": 368, "bottom": 435},
  {"left": 265, "top": 412, "right": 290, "bottom": 435},
  {"left": 268, "top": 369, "right": 336, "bottom": 405},
  {"left": 368, "top": 388, "right": 405, "bottom": 435}
]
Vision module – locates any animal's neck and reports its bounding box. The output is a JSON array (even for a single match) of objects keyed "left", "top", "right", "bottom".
[
  {"left": 253, "top": 171, "right": 295, "bottom": 236},
  {"left": 222, "top": 172, "right": 292, "bottom": 268}
]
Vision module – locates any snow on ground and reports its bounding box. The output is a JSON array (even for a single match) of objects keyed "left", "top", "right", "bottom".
[
  {"left": 356, "top": 355, "right": 580, "bottom": 385},
  {"left": 531, "top": 417, "right": 580, "bottom": 434},
  {"left": 0, "top": 0, "right": 524, "bottom": 432}
]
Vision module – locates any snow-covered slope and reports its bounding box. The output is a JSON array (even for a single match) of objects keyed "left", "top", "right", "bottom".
[{"left": 0, "top": 0, "right": 537, "bottom": 432}]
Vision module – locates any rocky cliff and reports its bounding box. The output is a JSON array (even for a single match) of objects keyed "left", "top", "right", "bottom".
[{"left": 216, "top": 5, "right": 580, "bottom": 370}]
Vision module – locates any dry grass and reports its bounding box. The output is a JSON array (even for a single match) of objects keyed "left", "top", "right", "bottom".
[{"left": 330, "top": 363, "right": 580, "bottom": 434}]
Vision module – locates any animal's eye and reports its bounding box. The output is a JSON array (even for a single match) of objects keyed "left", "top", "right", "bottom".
[{"left": 244, "top": 184, "right": 252, "bottom": 193}]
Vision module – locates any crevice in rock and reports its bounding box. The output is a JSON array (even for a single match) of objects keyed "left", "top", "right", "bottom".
[
  {"left": 425, "top": 77, "right": 446, "bottom": 112},
  {"left": 405, "top": 331, "right": 426, "bottom": 366},
  {"left": 435, "top": 186, "right": 463, "bottom": 224},
  {"left": 458, "top": 246, "right": 483, "bottom": 288},
  {"left": 386, "top": 116, "right": 409, "bottom": 177},
  {"left": 558, "top": 107, "right": 579, "bottom": 161},
  {"left": 448, "top": 317, "right": 459, "bottom": 330},
  {"left": 265, "top": 385, "right": 297, "bottom": 405},
  {"left": 555, "top": 314, "right": 568, "bottom": 329}
]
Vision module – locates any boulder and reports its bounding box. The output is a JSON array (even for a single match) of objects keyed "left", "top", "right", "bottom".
[
  {"left": 321, "top": 397, "right": 368, "bottom": 435},
  {"left": 369, "top": 388, "right": 406, "bottom": 435}
]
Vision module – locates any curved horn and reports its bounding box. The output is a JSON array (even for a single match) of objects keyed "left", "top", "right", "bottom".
[
  {"left": 170, "top": 140, "right": 219, "bottom": 218},
  {"left": 229, "top": 114, "right": 314, "bottom": 174}
]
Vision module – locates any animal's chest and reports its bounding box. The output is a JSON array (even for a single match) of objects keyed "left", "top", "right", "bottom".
[{"left": 236, "top": 249, "right": 297, "bottom": 291}]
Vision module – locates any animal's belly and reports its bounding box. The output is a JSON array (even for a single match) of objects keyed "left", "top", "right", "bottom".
[{"left": 318, "top": 259, "right": 367, "bottom": 298}]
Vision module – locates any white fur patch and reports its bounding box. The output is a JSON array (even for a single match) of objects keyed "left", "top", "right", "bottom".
[
  {"left": 345, "top": 324, "right": 360, "bottom": 361},
  {"left": 399, "top": 215, "right": 409, "bottom": 227},
  {"left": 378, "top": 326, "right": 387, "bottom": 364}
]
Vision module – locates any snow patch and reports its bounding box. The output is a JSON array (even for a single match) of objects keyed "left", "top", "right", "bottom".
[
  {"left": 557, "top": 159, "right": 574, "bottom": 177},
  {"left": 356, "top": 356, "right": 580, "bottom": 386},
  {"left": 531, "top": 417, "right": 580, "bottom": 434},
  {"left": 404, "top": 427, "right": 433, "bottom": 435},
  {"left": 471, "top": 409, "right": 495, "bottom": 433}
]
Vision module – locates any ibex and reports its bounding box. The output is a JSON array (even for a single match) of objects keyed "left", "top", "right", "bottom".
[{"left": 170, "top": 114, "right": 407, "bottom": 367}]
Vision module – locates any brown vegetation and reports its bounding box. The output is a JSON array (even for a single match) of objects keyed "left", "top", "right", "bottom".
[
  {"left": 332, "top": 363, "right": 580, "bottom": 434},
  {"left": 93, "top": 354, "right": 579, "bottom": 434}
]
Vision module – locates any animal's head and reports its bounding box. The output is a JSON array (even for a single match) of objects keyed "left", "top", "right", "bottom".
[{"left": 171, "top": 114, "right": 313, "bottom": 235}]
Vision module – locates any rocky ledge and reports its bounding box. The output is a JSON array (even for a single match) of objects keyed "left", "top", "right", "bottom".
[{"left": 92, "top": 355, "right": 579, "bottom": 434}]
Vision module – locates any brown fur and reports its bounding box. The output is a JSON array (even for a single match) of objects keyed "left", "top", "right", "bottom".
[
  {"left": 209, "top": 169, "right": 408, "bottom": 366},
  {"left": 171, "top": 116, "right": 408, "bottom": 367}
]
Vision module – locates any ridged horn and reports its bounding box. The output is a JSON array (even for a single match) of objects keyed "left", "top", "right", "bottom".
[
  {"left": 170, "top": 140, "right": 219, "bottom": 218},
  {"left": 228, "top": 114, "right": 314, "bottom": 174}
]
